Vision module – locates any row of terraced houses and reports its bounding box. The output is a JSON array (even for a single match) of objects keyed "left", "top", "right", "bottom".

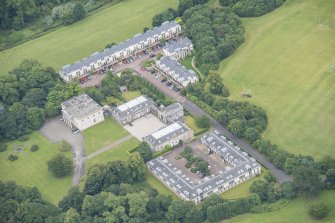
[{"left": 59, "top": 21, "right": 182, "bottom": 82}]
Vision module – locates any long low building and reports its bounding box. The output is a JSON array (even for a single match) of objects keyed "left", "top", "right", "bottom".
[
  {"left": 111, "top": 95, "right": 155, "bottom": 125},
  {"left": 61, "top": 93, "right": 104, "bottom": 131},
  {"left": 148, "top": 130, "right": 261, "bottom": 203},
  {"left": 144, "top": 121, "right": 193, "bottom": 152},
  {"left": 156, "top": 56, "right": 198, "bottom": 87},
  {"left": 60, "top": 21, "right": 181, "bottom": 82},
  {"left": 163, "top": 37, "right": 193, "bottom": 61}
]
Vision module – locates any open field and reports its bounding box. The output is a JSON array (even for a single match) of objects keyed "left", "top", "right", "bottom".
[
  {"left": 82, "top": 118, "right": 130, "bottom": 155},
  {"left": 86, "top": 137, "right": 139, "bottom": 171},
  {"left": 122, "top": 90, "right": 142, "bottom": 101},
  {"left": 0, "top": 0, "right": 178, "bottom": 74},
  {"left": 227, "top": 190, "right": 335, "bottom": 223},
  {"left": 219, "top": 0, "right": 335, "bottom": 159},
  {"left": 221, "top": 167, "right": 268, "bottom": 200},
  {"left": 0, "top": 132, "right": 72, "bottom": 204}
]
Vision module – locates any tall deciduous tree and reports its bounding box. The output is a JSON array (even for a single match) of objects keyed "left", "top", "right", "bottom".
[{"left": 47, "top": 154, "right": 73, "bottom": 177}]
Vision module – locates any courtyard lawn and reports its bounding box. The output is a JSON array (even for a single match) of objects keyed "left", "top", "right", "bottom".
[
  {"left": 185, "top": 115, "right": 208, "bottom": 135},
  {"left": 0, "top": 132, "right": 72, "bottom": 205},
  {"left": 85, "top": 137, "right": 139, "bottom": 171},
  {"left": 146, "top": 170, "right": 180, "bottom": 201},
  {"left": 0, "top": 0, "right": 178, "bottom": 74},
  {"left": 83, "top": 118, "right": 130, "bottom": 155},
  {"left": 227, "top": 190, "right": 335, "bottom": 223},
  {"left": 218, "top": 0, "right": 335, "bottom": 159},
  {"left": 122, "top": 91, "right": 141, "bottom": 101},
  {"left": 221, "top": 167, "right": 268, "bottom": 200}
]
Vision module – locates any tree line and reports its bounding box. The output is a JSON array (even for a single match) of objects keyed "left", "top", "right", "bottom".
[
  {"left": 85, "top": 70, "right": 173, "bottom": 107},
  {"left": 0, "top": 60, "right": 81, "bottom": 140},
  {"left": 220, "top": 0, "right": 285, "bottom": 17}
]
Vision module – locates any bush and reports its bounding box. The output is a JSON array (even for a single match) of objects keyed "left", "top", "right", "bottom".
[
  {"left": 309, "top": 201, "right": 329, "bottom": 219},
  {"left": 185, "top": 162, "right": 191, "bottom": 169},
  {"left": 8, "top": 154, "right": 18, "bottom": 161},
  {"left": 195, "top": 115, "right": 210, "bottom": 129},
  {"left": 0, "top": 144, "right": 8, "bottom": 152},
  {"left": 47, "top": 154, "right": 73, "bottom": 177},
  {"left": 18, "top": 135, "right": 29, "bottom": 142},
  {"left": 30, "top": 144, "right": 39, "bottom": 152}
]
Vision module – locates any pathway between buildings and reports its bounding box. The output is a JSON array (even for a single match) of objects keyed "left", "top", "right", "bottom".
[{"left": 86, "top": 135, "right": 133, "bottom": 160}]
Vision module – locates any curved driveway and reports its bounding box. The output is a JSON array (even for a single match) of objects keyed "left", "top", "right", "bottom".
[{"left": 39, "top": 116, "right": 86, "bottom": 186}]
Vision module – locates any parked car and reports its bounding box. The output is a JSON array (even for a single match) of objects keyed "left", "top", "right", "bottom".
[
  {"left": 95, "top": 84, "right": 100, "bottom": 89},
  {"left": 161, "top": 78, "right": 167, "bottom": 83},
  {"left": 149, "top": 54, "right": 156, "bottom": 58},
  {"left": 72, "top": 128, "right": 79, "bottom": 134}
]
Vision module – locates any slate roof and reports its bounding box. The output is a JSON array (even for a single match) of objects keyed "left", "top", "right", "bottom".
[
  {"left": 144, "top": 121, "right": 190, "bottom": 146},
  {"left": 157, "top": 57, "right": 197, "bottom": 84},
  {"left": 60, "top": 21, "right": 180, "bottom": 76},
  {"left": 112, "top": 95, "right": 155, "bottom": 119},
  {"left": 148, "top": 130, "right": 260, "bottom": 201},
  {"left": 161, "top": 103, "right": 183, "bottom": 117},
  {"left": 61, "top": 94, "right": 102, "bottom": 119},
  {"left": 163, "top": 37, "right": 192, "bottom": 53}
]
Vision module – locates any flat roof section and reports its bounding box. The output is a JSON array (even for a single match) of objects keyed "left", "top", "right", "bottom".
[
  {"left": 117, "top": 95, "right": 147, "bottom": 112},
  {"left": 151, "top": 122, "right": 182, "bottom": 139}
]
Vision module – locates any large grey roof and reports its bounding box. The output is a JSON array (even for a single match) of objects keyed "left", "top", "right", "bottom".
[
  {"left": 161, "top": 103, "right": 183, "bottom": 116},
  {"left": 60, "top": 21, "right": 180, "bottom": 75},
  {"left": 112, "top": 95, "right": 155, "bottom": 119},
  {"left": 148, "top": 130, "right": 260, "bottom": 200},
  {"left": 163, "top": 37, "right": 192, "bottom": 53},
  {"left": 61, "top": 93, "right": 102, "bottom": 119},
  {"left": 157, "top": 57, "right": 197, "bottom": 83},
  {"left": 144, "top": 121, "right": 190, "bottom": 146}
]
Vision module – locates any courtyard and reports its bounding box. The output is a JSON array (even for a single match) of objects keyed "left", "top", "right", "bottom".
[
  {"left": 161, "top": 139, "right": 232, "bottom": 186},
  {"left": 124, "top": 113, "right": 167, "bottom": 140}
]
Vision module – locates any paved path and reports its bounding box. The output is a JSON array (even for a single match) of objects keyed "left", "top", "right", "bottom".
[
  {"left": 191, "top": 55, "right": 203, "bottom": 79},
  {"left": 86, "top": 135, "right": 133, "bottom": 160},
  {"left": 39, "top": 116, "right": 86, "bottom": 186}
]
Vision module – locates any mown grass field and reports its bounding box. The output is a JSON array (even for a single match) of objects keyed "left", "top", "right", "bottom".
[
  {"left": 0, "top": 132, "right": 72, "bottom": 204},
  {"left": 82, "top": 118, "right": 130, "bottom": 155},
  {"left": 219, "top": 0, "right": 335, "bottom": 159},
  {"left": 0, "top": 0, "right": 178, "bottom": 74},
  {"left": 227, "top": 190, "right": 335, "bottom": 223},
  {"left": 85, "top": 136, "right": 139, "bottom": 171}
]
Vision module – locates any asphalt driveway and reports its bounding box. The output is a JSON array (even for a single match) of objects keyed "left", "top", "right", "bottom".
[{"left": 39, "top": 116, "right": 86, "bottom": 186}]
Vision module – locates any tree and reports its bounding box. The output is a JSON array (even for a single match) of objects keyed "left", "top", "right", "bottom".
[
  {"left": 0, "top": 143, "right": 8, "bottom": 152},
  {"left": 47, "top": 154, "right": 73, "bottom": 177},
  {"left": 15, "top": 202, "right": 49, "bottom": 223},
  {"left": 127, "top": 192, "right": 149, "bottom": 219},
  {"left": 227, "top": 119, "right": 244, "bottom": 137},
  {"left": 281, "top": 181, "right": 297, "bottom": 200},
  {"left": 264, "top": 172, "right": 276, "bottom": 183},
  {"left": 325, "top": 169, "right": 335, "bottom": 186},
  {"left": 30, "top": 144, "right": 39, "bottom": 152},
  {"left": 127, "top": 153, "right": 146, "bottom": 183},
  {"left": 84, "top": 166, "right": 104, "bottom": 195},
  {"left": 195, "top": 115, "right": 210, "bottom": 129},
  {"left": 244, "top": 128, "right": 260, "bottom": 143},
  {"left": 206, "top": 72, "right": 225, "bottom": 95},
  {"left": 249, "top": 180, "right": 269, "bottom": 202},
  {"left": 62, "top": 2, "right": 86, "bottom": 25},
  {"left": 309, "top": 201, "right": 329, "bottom": 219},
  {"left": 59, "top": 187, "right": 85, "bottom": 212},
  {"left": 138, "top": 142, "right": 153, "bottom": 162},
  {"left": 64, "top": 208, "right": 80, "bottom": 223},
  {"left": 293, "top": 167, "right": 322, "bottom": 197}
]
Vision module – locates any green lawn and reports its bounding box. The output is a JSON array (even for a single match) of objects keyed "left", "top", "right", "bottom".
[
  {"left": 185, "top": 115, "right": 208, "bottom": 134},
  {"left": 0, "top": 0, "right": 178, "bottom": 74},
  {"left": 82, "top": 118, "right": 130, "bottom": 155},
  {"left": 86, "top": 137, "right": 139, "bottom": 171},
  {"left": 227, "top": 190, "right": 335, "bottom": 223},
  {"left": 122, "top": 91, "right": 142, "bottom": 101},
  {"left": 146, "top": 170, "right": 180, "bottom": 201},
  {"left": 0, "top": 132, "right": 72, "bottom": 205},
  {"left": 218, "top": 0, "right": 335, "bottom": 159},
  {"left": 221, "top": 167, "right": 268, "bottom": 200}
]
